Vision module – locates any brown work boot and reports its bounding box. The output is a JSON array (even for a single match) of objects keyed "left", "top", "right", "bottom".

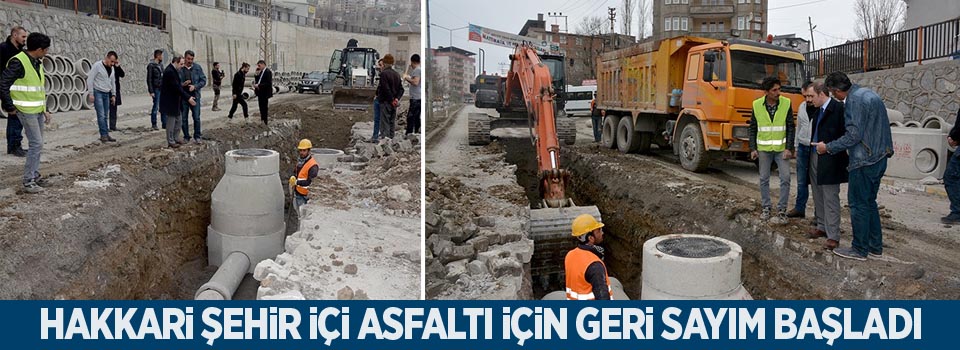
[
  {"left": 806, "top": 229, "right": 827, "bottom": 239},
  {"left": 168, "top": 143, "right": 180, "bottom": 149},
  {"left": 786, "top": 209, "right": 805, "bottom": 218},
  {"left": 823, "top": 239, "right": 839, "bottom": 250}
]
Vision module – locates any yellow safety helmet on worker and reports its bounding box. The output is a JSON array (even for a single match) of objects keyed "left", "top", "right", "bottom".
[
  {"left": 571, "top": 214, "right": 604, "bottom": 241},
  {"left": 297, "top": 139, "right": 313, "bottom": 150}
]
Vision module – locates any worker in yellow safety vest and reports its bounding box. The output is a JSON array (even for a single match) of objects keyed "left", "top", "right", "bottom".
[
  {"left": 564, "top": 214, "right": 612, "bottom": 300},
  {"left": 0, "top": 32, "right": 52, "bottom": 194},
  {"left": 748, "top": 76, "right": 795, "bottom": 222},
  {"left": 288, "top": 139, "right": 319, "bottom": 207}
]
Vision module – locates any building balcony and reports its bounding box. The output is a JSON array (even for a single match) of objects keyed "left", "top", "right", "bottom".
[{"left": 690, "top": 5, "right": 735, "bottom": 14}]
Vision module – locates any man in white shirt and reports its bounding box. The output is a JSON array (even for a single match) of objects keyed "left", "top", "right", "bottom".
[{"left": 86, "top": 51, "right": 118, "bottom": 142}]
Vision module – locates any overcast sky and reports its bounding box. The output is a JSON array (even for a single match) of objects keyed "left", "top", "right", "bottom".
[{"left": 427, "top": 0, "right": 861, "bottom": 74}]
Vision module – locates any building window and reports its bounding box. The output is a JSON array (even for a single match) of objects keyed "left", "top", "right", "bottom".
[
  {"left": 570, "top": 58, "right": 575, "bottom": 67},
  {"left": 755, "top": 0, "right": 761, "bottom": 3},
  {"left": 681, "top": 0, "right": 688, "bottom": 3},
  {"left": 665, "top": 18, "right": 672, "bottom": 31},
  {"left": 719, "top": 21, "right": 725, "bottom": 32},
  {"left": 681, "top": 17, "right": 688, "bottom": 31},
  {"left": 398, "top": 36, "right": 408, "bottom": 41},
  {"left": 754, "top": 22, "right": 761, "bottom": 31},
  {"left": 665, "top": 0, "right": 671, "bottom": 4},
  {"left": 560, "top": 35, "right": 567, "bottom": 44},
  {"left": 576, "top": 37, "right": 583, "bottom": 46},
  {"left": 701, "top": 22, "right": 708, "bottom": 32},
  {"left": 737, "top": 16, "right": 745, "bottom": 30},
  {"left": 673, "top": 17, "right": 680, "bottom": 31},
  {"left": 738, "top": 0, "right": 746, "bottom": 3},
  {"left": 709, "top": 22, "right": 716, "bottom": 32}
]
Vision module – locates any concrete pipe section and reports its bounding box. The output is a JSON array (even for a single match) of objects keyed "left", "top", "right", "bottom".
[
  {"left": 62, "top": 74, "right": 75, "bottom": 92},
  {"left": 43, "top": 77, "right": 52, "bottom": 92},
  {"left": 50, "top": 75, "right": 62, "bottom": 93},
  {"left": 207, "top": 149, "right": 286, "bottom": 273},
  {"left": 42, "top": 56, "right": 55, "bottom": 74},
  {"left": 241, "top": 88, "right": 255, "bottom": 100},
  {"left": 45, "top": 95, "right": 58, "bottom": 113},
  {"left": 641, "top": 234, "right": 752, "bottom": 300},
  {"left": 76, "top": 58, "right": 92, "bottom": 77},
  {"left": 310, "top": 148, "right": 345, "bottom": 169},
  {"left": 61, "top": 57, "right": 75, "bottom": 76},
  {"left": 541, "top": 277, "right": 630, "bottom": 300},
  {"left": 887, "top": 108, "right": 905, "bottom": 124},
  {"left": 81, "top": 92, "right": 94, "bottom": 110},
  {"left": 57, "top": 94, "right": 70, "bottom": 112},
  {"left": 69, "top": 93, "right": 82, "bottom": 111},
  {"left": 195, "top": 251, "right": 250, "bottom": 300},
  {"left": 904, "top": 121, "right": 922, "bottom": 128},
  {"left": 54, "top": 56, "right": 67, "bottom": 76},
  {"left": 73, "top": 76, "right": 84, "bottom": 93}
]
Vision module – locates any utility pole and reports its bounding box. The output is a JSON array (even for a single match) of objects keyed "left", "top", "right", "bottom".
[
  {"left": 548, "top": 12, "right": 568, "bottom": 33},
  {"left": 607, "top": 7, "right": 616, "bottom": 34},
  {"left": 260, "top": 0, "right": 273, "bottom": 65},
  {"left": 808, "top": 16, "right": 817, "bottom": 51}
]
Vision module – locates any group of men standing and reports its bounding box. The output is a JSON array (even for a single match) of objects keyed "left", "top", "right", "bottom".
[
  {"left": 750, "top": 72, "right": 894, "bottom": 261},
  {"left": 370, "top": 53, "right": 421, "bottom": 143}
]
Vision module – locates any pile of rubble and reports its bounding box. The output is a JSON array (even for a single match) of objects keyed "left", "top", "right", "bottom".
[{"left": 425, "top": 170, "right": 534, "bottom": 300}]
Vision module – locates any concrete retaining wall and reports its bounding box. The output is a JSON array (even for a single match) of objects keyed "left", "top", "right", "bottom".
[
  {"left": 168, "top": 1, "right": 389, "bottom": 78},
  {"left": 849, "top": 60, "right": 960, "bottom": 123},
  {"left": 0, "top": 3, "right": 172, "bottom": 97}
]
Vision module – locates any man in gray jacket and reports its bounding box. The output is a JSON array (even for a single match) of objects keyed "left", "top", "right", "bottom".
[
  {"left": 86, "top": 51, "right": 118, "bottom": 142},
  {"left": 816, "top": 72, "right": 894, "bottom": 261},
  {"left": 179, "top": 50, "right": 206, "bottom": 143},
  {"left": 788, "top": 81, "right": 814, "bottom": 219}
]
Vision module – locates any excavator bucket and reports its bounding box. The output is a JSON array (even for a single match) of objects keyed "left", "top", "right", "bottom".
[
  {"left": 332, "top": 86, "right": 377, "bottom": 110},
  {"left": 528, "top": 205, "right": 602, "bottom": 241}
]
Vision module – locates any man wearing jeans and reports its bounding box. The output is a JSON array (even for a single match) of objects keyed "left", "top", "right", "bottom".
[
  {"left": 146, "top": 49, "right": 163, "bottom": 130},
  {"left": 179, "top": 50, "right": 206, "bottom": 143},
  {"left": 788, "top": 81, "right": 815, "bottom": 219},
  {"left": 1, "top": 26, "right": 28, "bottom": 157},
  {"left": 748, "top": 76, "right": 795, "bottom": 222},
  {"left": 86, "top": 51, "right": 118, "bottom": 143},
  {"left": 403, "top": 54, "right": 421, "bottom": 136},
  {"left": 0, "top": 33, "right": 52, "bottom": 193},
  {"left": 815, "top": 71, "right": 894, "bottom": 261}
]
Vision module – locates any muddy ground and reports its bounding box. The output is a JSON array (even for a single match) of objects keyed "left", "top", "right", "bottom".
[{"left": 0, "top": 92, "right": 378, "bottom": 299}]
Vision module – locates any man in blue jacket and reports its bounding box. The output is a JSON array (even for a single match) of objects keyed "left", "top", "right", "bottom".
[
  {"left": 815, "top": 72, "right": 893, "bottom": 261},
  {"left": 179, "top": 50, "right": 206, "bottom": 144}
]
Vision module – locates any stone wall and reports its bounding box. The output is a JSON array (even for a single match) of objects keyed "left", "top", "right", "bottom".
[
  {"left": 0, "top": 3, "right": 172, "bottom": 97},
  {"left": 849, "top": 60, "right": 960, "bottom": 123}
]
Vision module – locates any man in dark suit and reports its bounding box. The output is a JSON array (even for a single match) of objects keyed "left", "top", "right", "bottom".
[
  {"left": 943, "top": 108, "right": 960, "bottom": 224},
  {"left": 805, "top": 81, "right": 848, "bottom": 250},
  {"left": 159, "top": 56, "right": 196, "bottom": 149},
  {"left": 227, "top": 62, "right": 250, "bottom": 120},
  {"left": 253, "top": 60, "right": 273, "bottom": 125}
]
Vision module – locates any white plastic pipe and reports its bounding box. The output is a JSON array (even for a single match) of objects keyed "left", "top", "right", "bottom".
[
  {"left": 70, "top": 93, "right": 82, "bottom": 111},
  {"left": 195, "top": 251, "right": 250, "bottom": 300},
  {"left": 45, "top": 94, "right": 58, "bottom": 113}
]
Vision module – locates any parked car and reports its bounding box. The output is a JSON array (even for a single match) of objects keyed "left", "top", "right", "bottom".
[{"left": 298, "top": 71, "right": 336, "bottom": 94}]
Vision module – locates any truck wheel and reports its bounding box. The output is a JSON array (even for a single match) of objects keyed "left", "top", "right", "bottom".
[
  {"left": 557, "top": 118, "right": 576, "bottom": 145},
  {"left": 678, "top": 122, "right": 710, "bottom": 172},
  {"left": 468, "top": 113, "right": 492, "bottom": 145},
  {"left": 616, "top": 117, "right": 642, "bottom": 153},
  {"left": 601, "top": 115, "right": 620, "bottom": 149}
]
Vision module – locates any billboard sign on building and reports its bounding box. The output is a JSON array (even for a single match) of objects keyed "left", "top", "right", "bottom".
[{"left": 468, "top": 23, "right": 561, "bottom": 55}]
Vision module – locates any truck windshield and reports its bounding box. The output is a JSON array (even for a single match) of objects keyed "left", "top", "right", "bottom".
[{"left": 730, "top": 50, "right": 805, "bottom": 93}]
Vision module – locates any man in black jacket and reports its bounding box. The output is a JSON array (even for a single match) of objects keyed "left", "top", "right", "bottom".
[
  {"left": 108, "top": 58, "right": 125, "bottom": 131},
  {"left": 804, "top": 82, "right": 848, "bottom": 251},
  {"left": 0, "top": 26, "right": 27, "bottom": 157},
  {"left": 159, "top": 56, "right": 196, "bottom": 149},
  {"left": 253, "top": 60, "right": 273, "bottom": 125},
  {"left": 227, "top": 63, "right": 250, "bottom": 120},
  {"left": 376, "top": 54, "right": 404, "bottom": 141},
  {"left": 211, "top": 62, "right": 224, "bottom": 111},
  {"left": 943, "top": 108, "right": 960, "bottom": 224},
  {"left": 146, "top": 49, "right": 163, "bottom": 130}
]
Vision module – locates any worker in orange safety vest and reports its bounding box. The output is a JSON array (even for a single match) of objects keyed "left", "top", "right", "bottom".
[
  {"left": 288, "top": 139, "right": 319, "bottom": 207},
  {"left": 564, "top": 214, "right": 612, "bottom": 300}
]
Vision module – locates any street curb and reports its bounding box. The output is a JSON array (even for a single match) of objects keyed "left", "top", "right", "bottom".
[
  {"left": 426, "top": 105, "right": 466, "bottom": 147},
  {"left": 880, "top": 177, "right": 947, "bottom": 198}
]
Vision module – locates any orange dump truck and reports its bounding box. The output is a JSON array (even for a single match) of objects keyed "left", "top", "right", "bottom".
[{"left": 595, "top": 36, "right": 807, "bottom": 172}]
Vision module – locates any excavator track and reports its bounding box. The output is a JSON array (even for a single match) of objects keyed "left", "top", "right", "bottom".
[
  {"left": 557, "top": 117, "right": 576, "bottom": 145},
  {"left": 528, "top": 205, "right": 602, "bottom": 241},
  {"left": 467, "top": 113, "right": 492, "bottom": 145}
]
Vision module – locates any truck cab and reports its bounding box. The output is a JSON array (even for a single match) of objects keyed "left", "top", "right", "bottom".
[{"left": 678, "top": 39, "right": 805, "bottom": 158}]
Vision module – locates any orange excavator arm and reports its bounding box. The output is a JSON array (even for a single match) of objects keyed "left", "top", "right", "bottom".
[{"left": 504, "top": 45, "right": 569, "bottom": 208}]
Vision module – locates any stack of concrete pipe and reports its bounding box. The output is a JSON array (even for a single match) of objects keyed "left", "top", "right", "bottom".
[{"left": 42, "top": 55, "right": 91, "bottom": 113}]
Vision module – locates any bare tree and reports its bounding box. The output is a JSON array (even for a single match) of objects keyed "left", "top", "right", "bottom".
[
  {"left": 576, "top": 16, "right": 607, "bottom": 35},
  {"left": 637, "top": 0, "right": 651, "bottom": 40},
  {"left": 621, "top": 0, "right": 634, "bottom": 36},
  {"left": 854, "top": 0, "right": 906, "bottom": 39}
]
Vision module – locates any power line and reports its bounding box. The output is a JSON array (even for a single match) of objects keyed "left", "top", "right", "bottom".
[{"left": 768, "top": 0, "right": 829, "bottom": 11}]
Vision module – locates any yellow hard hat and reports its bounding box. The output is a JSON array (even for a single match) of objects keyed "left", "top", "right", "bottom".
[
  {"left": 297, "top": 139, "right": 312, "bottom": 150},
  {"left": 571, "top": 214, "right": 604, "bottom": 237}
]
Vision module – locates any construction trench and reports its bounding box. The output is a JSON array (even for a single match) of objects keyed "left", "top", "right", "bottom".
[
  {"left": 426, "top": 106, "right": 960, "bottom": 300},
  {"left": 0, "top": 94, "right": 420, "bottom": 300}
]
